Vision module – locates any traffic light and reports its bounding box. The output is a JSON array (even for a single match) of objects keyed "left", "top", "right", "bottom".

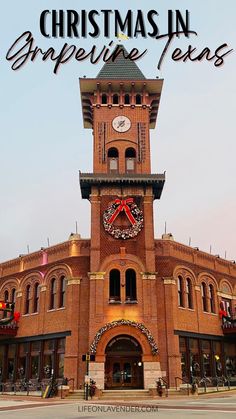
[{"left": 0, "top": 302, "right": 14, "bottom": 311}]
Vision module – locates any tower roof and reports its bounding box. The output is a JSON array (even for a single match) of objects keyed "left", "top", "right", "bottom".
[{"left": 97, "top": 45, "right": 146, "bottom": 80}]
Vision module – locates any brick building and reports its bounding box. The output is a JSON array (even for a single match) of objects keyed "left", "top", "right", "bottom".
[{"left": 0, "top": 50, "right": 235, "bottom": 391}]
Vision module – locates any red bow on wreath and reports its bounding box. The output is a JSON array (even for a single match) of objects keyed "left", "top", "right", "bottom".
[{"left": 108, "top": 198, "right": 136, "bottom": 226}]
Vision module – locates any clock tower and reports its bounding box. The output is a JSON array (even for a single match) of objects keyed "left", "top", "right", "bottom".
[{"left": 79, "top": 47, "right": 165, "bottom": 390}]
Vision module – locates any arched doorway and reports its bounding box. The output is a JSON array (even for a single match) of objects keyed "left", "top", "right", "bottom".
[{"left": 105, "top": 335, "right": 143, "bottom": 389}]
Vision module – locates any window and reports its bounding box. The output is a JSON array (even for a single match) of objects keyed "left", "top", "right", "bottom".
[
  {"left": 125, "top": 269, "right": 137, "bottom": 301},
  {"left": 108, "top": 148, "right": 119, "bottom": 172},
  {"left": 209, "top": 284, "right": 215, "bottom": 313},
  {"left": 109, "top": 269, "right": 121, "bottom": 302},
  {"left": 11, "top": 288, "right": 16, "bottom": 304},
  {"left": 178, "top": 276, "right": 184, "bottom": 307},
  {"left": 50, "top": 278, "right": 57, "bottom": 310},
  {"left": 179, "top": 337, "right": 187, "bottom": 379},
  {"left": 113, "top": 94, "right": 119, "bottom": 104},
  {"left": 125, "top": 148, "right": 136, "bottom": 172},
  {"left": 43, "top": 340, "right": 54, "bottom": 378},
  {"left": 25, "top": 285, "right": 30, "bottom": 314},
  {"left": 124, "top": 94, "right": 130, "bottom": 104},
  {"left": 136, "top": 94, "right": 142, "bottom": 105},
  {"left": 57, "top": 338, "right": 65, "bottom": 378},
  {"left": 33, "top": 283, "right": 40, "bottom": 313},
  {"left": 30, "top": 341, "right": 40, "bottom": 379},
  {"left": 59, "top": 276, "right": 66, "bottom": 308},
  {"left": 7, "top": 344, "right": 16, "bottom": 381},
  {"left": 18, "top": 343, "right": 27, "bottom": 379},
  {"left": 3, "top": 290, "right": 9, "bottom": 318},
  {"left": 101, "top": 94, "right": 107, "bottom": 104},
  {"left": 186, "top": 278, "right": 193, "bottom": 309},
  {"left": 201, "top": 282, "right": 208, "bottom": 312}
]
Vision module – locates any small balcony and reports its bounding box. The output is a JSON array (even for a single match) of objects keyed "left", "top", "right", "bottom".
[
  {"left": 0, "top": 323, "right": 18, "bottom": 337},
  {"left": 222, "top": 318, "right": 236, "bottom": 335}
]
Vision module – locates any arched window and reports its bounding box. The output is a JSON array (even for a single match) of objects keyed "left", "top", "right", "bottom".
[
  {"left": 125, "top": 148, "right": 136, "bottom": 173},
  {"left": 50, "top": 278, "right": 57, "bottom": 310},
  {"left": 33, "top": 283, "right": 40, "bottom": 313},
  {"left": 11, "top": 288, "right": 16, "bottom": 304},
  {"left": 209, "top": 284, "right": 215, "bottom": 313},
  {"left": 25, "top": 285, "right": 30, "bottom": 314},
  {"left": 59, "top": 276, "right": 66, "bottom": 308},
  {"left": 108, "top": 147, "right": 119, "bottom": 172},
  {"left": 186, "top": 278, "right": 193, "bottom": 309},
  {"left": 125, "top": 148, "right": 136, "bottom": 158},
  {"left": 136, "top": 94, "right": 142, "bottom": 105},
  {"left": 178, "top": 276, "right": 184, "bottom": 307},
  {"left": 3, "top": 290, "right": 9, "bottom": 318},
  {"left": 101, "top": 94, "right": 107, "bottom": 104},
  {"left": 201, "top": 282, "right": 208, "bottom": 312},
  {"left": 113, "top": 94, "right": 119, "bottom": 104},
  {"left": 124, "top": 94, "right": 130, "bottom": 104},
  {"left": 109, "top": 269, "right": 120, "bottom": 302},
  {"left": 125, "top": 269, "right": 137, "bottom": 301}
]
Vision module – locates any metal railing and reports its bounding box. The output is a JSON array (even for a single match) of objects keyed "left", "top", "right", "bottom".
[
  {"left": 157, "top": 377, "right": 169, "bottom": 397},
  {"left": 175, "top": 376, "right": 190, "bottom": 395}
]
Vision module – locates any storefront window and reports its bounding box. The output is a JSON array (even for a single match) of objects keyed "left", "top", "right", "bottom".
[
  {"left": 57, "top": 338, "right": 65, "bottom": 378},
  {"left": 202, "top": 340, "right": 212, "bottom": 377},
  {"left": 189, "top": 338, "right": 200, "bottom": 378},
  {"left": 213, "top": 341, "right": 222, "bottom": 376},
  {"left": 225, "top": 342, "right": 236, "bottom": 378},
  {"left": 179, "top": 337, "right": 188, "bottom": 379},
  {"left": 0, "top": 346, "right": 5, "bottom": 381},
  {"left": 43, "top": 340, "right": 54, "bottom": 377},
  {"left": 30, "top": 341, "right": 40, "bottom": 379},
  {"left": 18, "top": 343, "right": 27, "bottom": 379},
  {"left": 7, "top": 345, "right": 16, "bottom": 381}
]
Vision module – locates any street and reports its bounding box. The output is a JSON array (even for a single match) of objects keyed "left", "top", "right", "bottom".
[{"left": 0, "top": 393, "right": 235, "bottom": 419}]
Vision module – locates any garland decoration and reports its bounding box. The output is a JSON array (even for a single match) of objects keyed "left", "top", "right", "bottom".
[
  {"left": 103, "top": 198, "right": 144, "bottom": 239},
  {"left": 90, "top": 319, "right": 158, "bottom": 355}
]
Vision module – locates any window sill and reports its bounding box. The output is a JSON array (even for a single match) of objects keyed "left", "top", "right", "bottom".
[
  {"left": 108, "top": 300, "right": 121, "bottom": 304},
  {"left": 47, "top": 307, "right": 65, "bottom": 312},
  {"left": 178, "top": 306, "right": 195, "bottom": 311},
  {"left": 203, "top": 311, "right": 217, "bottom": 316},
  {"left": 125, "top": 300, "right": 138, "bottom": 304}
]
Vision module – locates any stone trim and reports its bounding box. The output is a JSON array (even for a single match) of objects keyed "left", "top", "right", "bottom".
[
  {"left": 142, "top": 272, "right": 157, "bottom": 280},
  {"left": 67, "top": 278, "right": 81, "bottom": 285},
  {"left": 163, "top": 277, "right": 176, "bottom": 285},
  {"left": 16, "top": 291, "right": 22, "bottom": 298},
  {"left": 217, "top": 291, "right": 235, "bottom": 300},
  {"left": 40, "top": 285, "right": 47, "bottom": 292},
  {"left": 88, "top": 272, "right": 106, "bottom": 280},
  {"left": 195, "top": 285, "right": 201, "bottom": 291}
]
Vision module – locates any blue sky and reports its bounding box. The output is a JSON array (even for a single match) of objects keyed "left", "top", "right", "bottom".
[{"left": 0, "top": 1, "right": 236, "bottom": 262}]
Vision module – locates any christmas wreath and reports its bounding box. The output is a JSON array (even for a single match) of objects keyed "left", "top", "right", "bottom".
[{"left": 103, "top": 198, "right": 144, "bottom": 239}]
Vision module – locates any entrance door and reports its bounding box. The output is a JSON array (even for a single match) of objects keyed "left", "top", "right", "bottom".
[
  {"left": 105, "top": 336, "right": 143, "bottom": 389},
  {"left": 109, "top": 358, "right": 141, "bottom": 388}
]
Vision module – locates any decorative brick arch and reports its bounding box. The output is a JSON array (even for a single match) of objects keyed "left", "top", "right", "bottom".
[
  {"left": 90, "top": 319, "right": 158, "bottom": 362},
  {"left": 100, "top": 254, "right": 146, "bottom": 273},
  {"left": 219, "top": 279, "right": 233, "bottom": 295},
  {"left": 173, "top": 265, "right": 197, "bottom": 284},
  {"left": 198, "top": 272, "right": 218, "bottom": 289},
  {"left": 0, "top": 278, "right": 20, "bottom": 296},
  {"left": 44, "top": 263, "right": 73, "bottom": 286}
]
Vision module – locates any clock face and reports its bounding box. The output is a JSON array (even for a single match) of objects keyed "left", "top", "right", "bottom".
[{"left": 112, "top": 116, "right": 131, "bottom": 133}]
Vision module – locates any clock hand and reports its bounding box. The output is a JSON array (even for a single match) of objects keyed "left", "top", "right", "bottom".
[{"left": 117, "top": 120, "right": 125, "bottom": 128}]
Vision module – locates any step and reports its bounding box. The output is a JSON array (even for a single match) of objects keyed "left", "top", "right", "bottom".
[
  {"left": 66, "top": 390, "right": 85, "bottom": 400},
  {"left": 100, "top": 389, "right": 151, "bottom": 400}
]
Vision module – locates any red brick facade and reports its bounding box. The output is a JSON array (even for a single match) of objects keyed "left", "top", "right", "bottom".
[{"left": 0, "top": 59, "right": 235, "bottom": 391}]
